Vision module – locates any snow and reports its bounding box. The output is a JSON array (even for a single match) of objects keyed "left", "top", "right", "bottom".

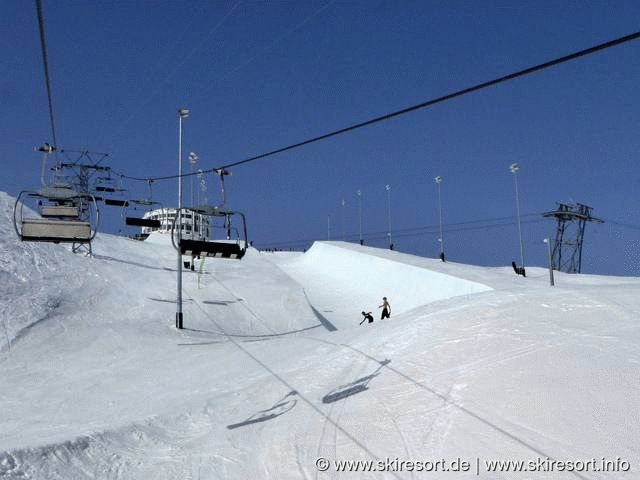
[{"left": 0, "top": 190, "right": 638, "bottom": 479}]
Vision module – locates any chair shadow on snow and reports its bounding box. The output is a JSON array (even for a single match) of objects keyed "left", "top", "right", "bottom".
[
  {"left": 227, "top": 391, "right": 298, "bottom": 430},
  {"left": 322, "top": 359, "right": 391, "bottom": 404},
  {"left": 148, "top": 297, "right": 194, "bottom": 304}
]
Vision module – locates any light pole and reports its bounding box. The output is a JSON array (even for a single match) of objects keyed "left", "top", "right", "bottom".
[
  {"left": 176, "top": 107, "right": 189, "bottom": 329},
  {"left": 434, "top": 176, "right": 445, "bottom": 261},
  {"left": 341, "top": 199, "right": 346, "bottom": 241},
  {"left": 196, "top": 169, "right": 203, "bottom": 207},
  {"left": 189, "top": 152, "right": 198, "bottom": 207},
  {"left": 385, "top": 184, "right": 392, "bottom": 250},
  {"left": 327, "top": 214, "right": 331, "bottom": 240},
  {"left": 356, "top": 189, "right": 363, "bottom": 245},
  {"left": 510, "top": 163, "right": 525, "bottom": 276},
  {"left": 544, "top": 237, "right": 555, "bottom": 286}
]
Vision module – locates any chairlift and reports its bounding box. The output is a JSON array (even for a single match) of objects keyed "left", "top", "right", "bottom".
[
  {"left": 13, "top": 144, "right": 100, "bottom": 250},
  {"left": 14, "top": 190, "right": 99, "bottom": 245},
  {"left": 123, "top": 179, "right": 162, "bottom": 229},
  {"left": 171, "top": 205, "right": 248, "bottom": 260},
  {"left": 94, "top": 170, "right": 125, "bottom": 194}
]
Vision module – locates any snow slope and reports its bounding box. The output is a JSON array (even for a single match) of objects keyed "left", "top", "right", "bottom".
[
  {"left": 271, "top": 241, "right": 493, "bottom": 329},
  {"left": 0, "top": 191, "right": 638, "bottom": 479}
]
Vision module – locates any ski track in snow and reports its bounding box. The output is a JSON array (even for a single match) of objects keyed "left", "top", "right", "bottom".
[{"left": 0, "top": 191, "right": 639, "bottom": 479}]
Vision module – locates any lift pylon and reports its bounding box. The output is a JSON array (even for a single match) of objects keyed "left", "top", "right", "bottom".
[{"left": 543, "top": 202, "right": 603, "bottom": 273}]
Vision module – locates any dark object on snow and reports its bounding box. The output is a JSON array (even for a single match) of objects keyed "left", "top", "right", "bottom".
[
  {"left": 512, "top": 261, "right": 526, "bottom": 277},
  {"left": 360, "top": 311, "right": 374, "bottom": 325},
  {"left": 379, "top": 297, "right": 391, "bottom": 319}
]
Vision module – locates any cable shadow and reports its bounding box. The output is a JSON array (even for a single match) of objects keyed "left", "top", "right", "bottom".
[
  {"left": 93, "top": 254, "right": 175, "bottom": 272},
  {"left": 181, "top": 324, "right": 323, "bottom": 340},
  {"left": 322, "top": 359, "right": 391, "bottom": 404},
  {"left": 328, "top": 342, "right": 587, "bottom": 479},
  {"left": 227, "top": 391, "right": 298, "bottom": 430}
]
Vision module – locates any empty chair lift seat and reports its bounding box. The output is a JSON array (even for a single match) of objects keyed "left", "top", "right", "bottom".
[{"left": 21, "top": 218, "right": 91, "bottom": 242}]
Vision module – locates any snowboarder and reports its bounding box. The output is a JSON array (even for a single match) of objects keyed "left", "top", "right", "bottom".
[
  {"left": 360, "top": 311, "right": 374, "bottom": 325},
  {"left": 379, "top": 297, "right": 391, "bottom": 319},
  {"left": 512, "top": 261, "right": 526, "bottom": 277}
]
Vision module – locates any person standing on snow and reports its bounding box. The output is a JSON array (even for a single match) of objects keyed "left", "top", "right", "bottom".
[{"left": 379, "top": 297, "right": 391, "bottom": 319}]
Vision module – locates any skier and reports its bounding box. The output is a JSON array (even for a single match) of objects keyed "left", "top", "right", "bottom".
[
  {"left": 360, "top": 311, "right": 374, "bottom": 325},
  {"left": 512, "top": 261, "right": 526, "bottom": 277},
  {"left": 379, "top": 297, "right": 391, "bottom": 319}
]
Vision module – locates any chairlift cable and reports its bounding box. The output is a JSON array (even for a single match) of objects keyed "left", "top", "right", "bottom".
[
  {"left": 115, "top": 30, "right": 640, "bottom": 184},
  {"left": 35, "top": 0, "right": 58, "bottom": 150}
]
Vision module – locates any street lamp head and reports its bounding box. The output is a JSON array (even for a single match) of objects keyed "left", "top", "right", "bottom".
[
  {"left": 36, "top": 143, "right": 55, "bottom": 153},
  {"left": 189, "top": 152, "right": 198, "bottom": 163},
  {"left": 178, "top": 108, "right": 190, "bottom": 118},
  {"left": 510, "top": 163, "right": 519, "bottom": 174},
  {"left": 385, "top": 184, "right": 391, "bottom": 191},
  {"left": 434, "top": 175, "right": 442, "bottom": 184},
  {"left": 356, "top": 189, "right": 361, "bottom": 197}
]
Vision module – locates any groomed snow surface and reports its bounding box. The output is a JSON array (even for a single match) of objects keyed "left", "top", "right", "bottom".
[{"left": 0, "top": 191, "right": 638, "bottom": 479}]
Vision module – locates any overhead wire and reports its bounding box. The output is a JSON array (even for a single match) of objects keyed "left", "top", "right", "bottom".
[
  {"left": 110, "top": 0, "right": 244, "bottom": 142},
  {"left": 255, "top": 214, "right": 546, "bottom": 249},
  {"left": 600, "top": 218, "right": 640, "bottom": 231},
  {"left": 35, "top": 0, "right": 58, "bottom": 149},
  {"left": 193, "top": 0, "right": 338, "bottom": 100},
  {"left": 115, "top": 29, "right": 640, "bottom": 184}
]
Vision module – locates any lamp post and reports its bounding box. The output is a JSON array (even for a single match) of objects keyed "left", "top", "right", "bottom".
[
  {"left": 176, "top": 107, "right": 189, "bottom": 329},
  {"left": 341, "top": 199, "right": 346, "bottom": 241},
  {"left": 434, "top": 176, "right": 445, "bottom": 261},
  {"left": 544, "top": 237, "right": 555, "bottom": 286},
  {"left": 327, "top": 214, "right": 331, "bottom": 240},
  {"left": 356, "top": 189, "right": 363, "bottom": 245},
  {"left": 189, "top": 152, "right": 198, "bottom": 207},
  {"left": 510, "top": 163, "right": 525, "bottom": 276},
  {"left": 385, "top": 184, "right": 392, "bottom": 250},
  {"left": 196, "top": 169, "right": 203, "bottom": 207}
]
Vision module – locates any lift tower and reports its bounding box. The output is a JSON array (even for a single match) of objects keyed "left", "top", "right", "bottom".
[{"left": 543, "top": 203, "right": 603, "bottom": 273}]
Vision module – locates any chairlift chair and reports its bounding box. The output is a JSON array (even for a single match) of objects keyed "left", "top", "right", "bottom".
[
  {"left": 94, "top": 171, "right": 127, "bottom": 207},
  {"left": 14, "top": 144, "right": 99, "bottom": 251},
  {"left": 171, "top": 205, "right": 248, "bottom": 260},
  {"left": 94, "top": 171, "right": 125, "bottom": 194},
  {"left": 123, "top": 179, "right": 162, "bottom": 229},
  {"left": 14, "top": 190, "right": 99, "bottom": 245}
]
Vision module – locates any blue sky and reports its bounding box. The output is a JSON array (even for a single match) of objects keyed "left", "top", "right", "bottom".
[{"left": 2, "top": 0, "right": 640, "bottom": 275}]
